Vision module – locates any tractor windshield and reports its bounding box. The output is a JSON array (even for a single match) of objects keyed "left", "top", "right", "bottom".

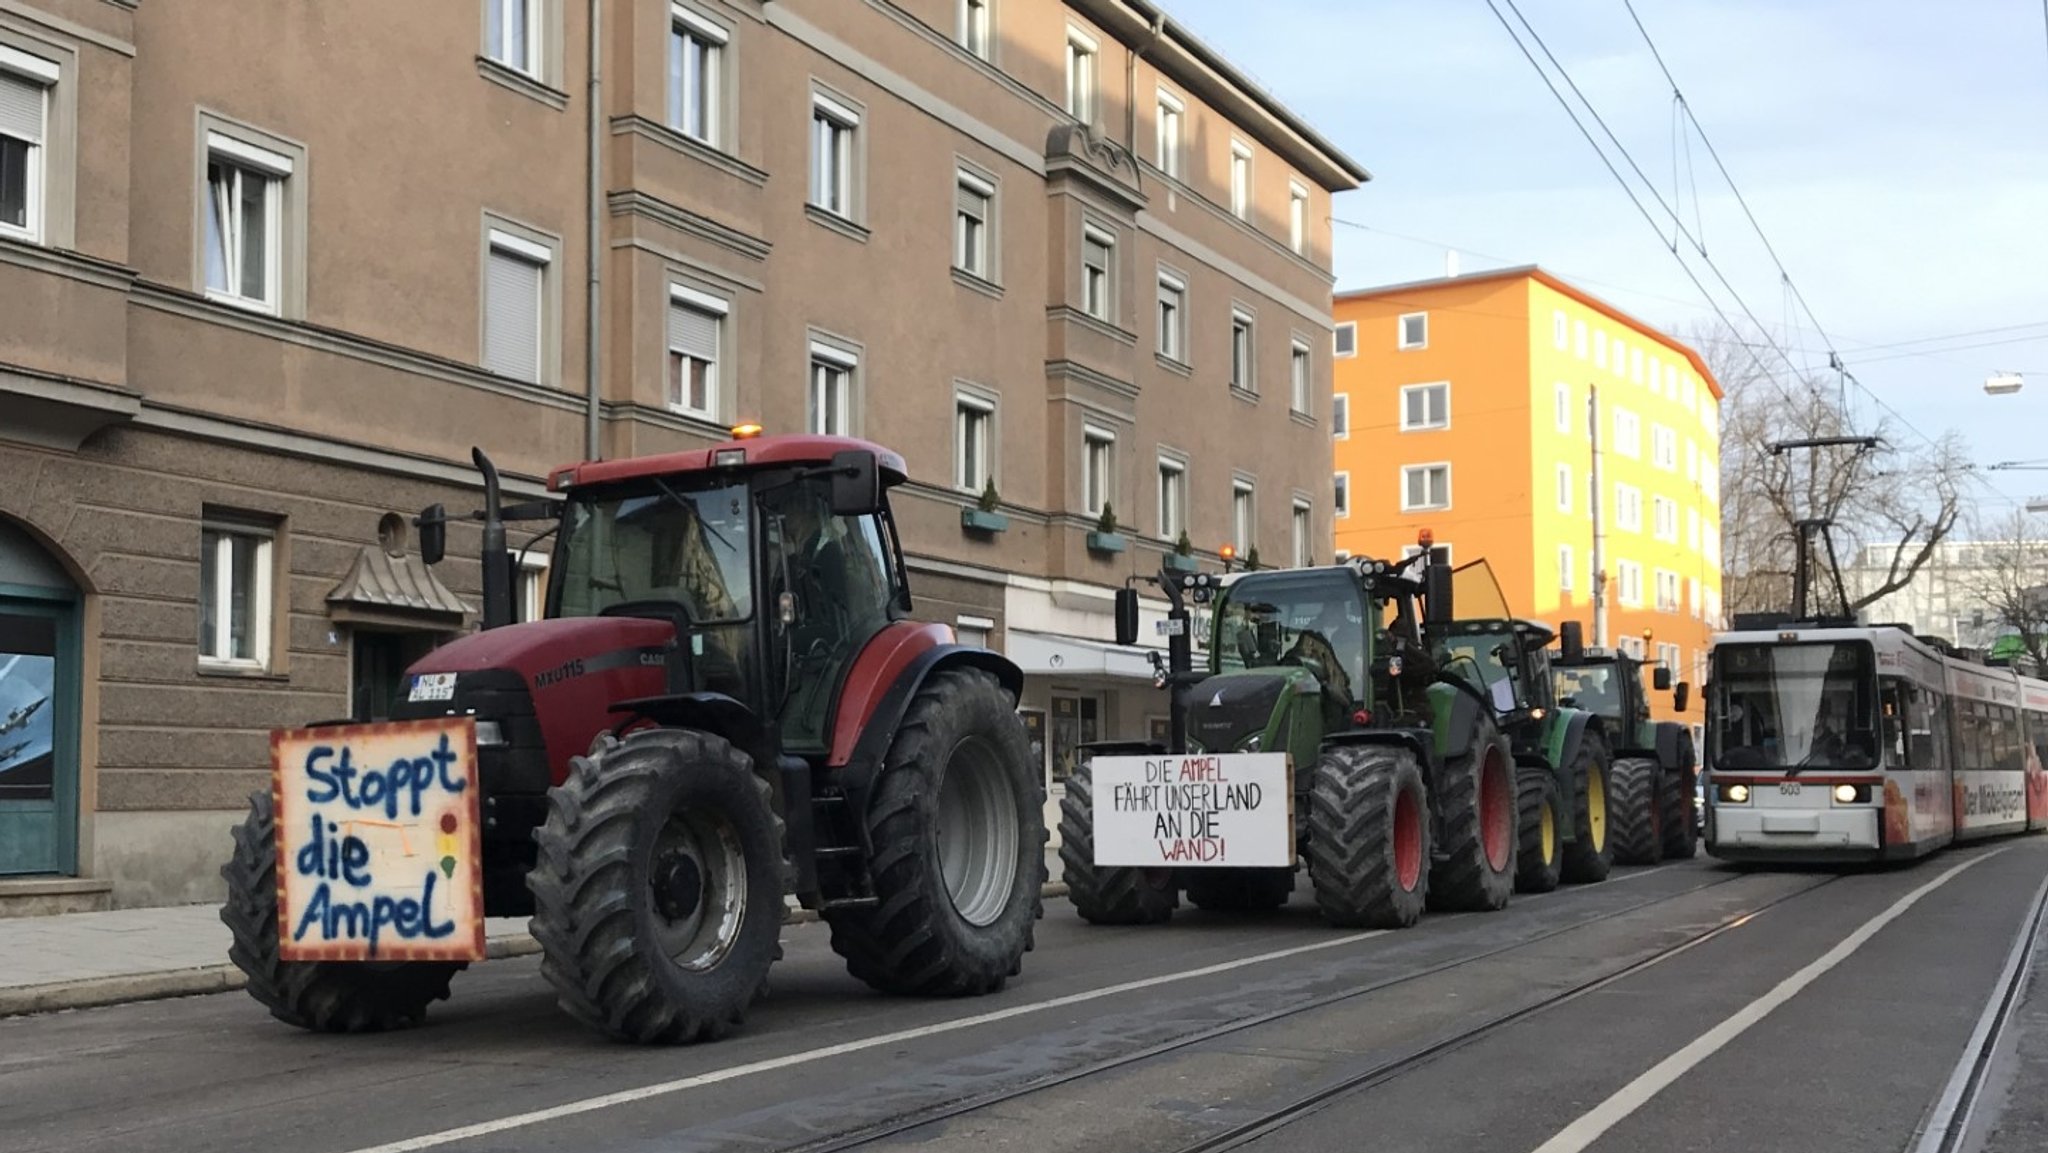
[
  {"left": 1441, "top": 628, "right": 1525, "bottom": 713},
  {"left": 1212, "top": 571, "right": 1368, "bottom": 703},
  {"left": 554, "top": 480, "right": 754, "bottom": 622},
  {"left": 1555, "top": 664, "right": 1625, "bottom": 723}
]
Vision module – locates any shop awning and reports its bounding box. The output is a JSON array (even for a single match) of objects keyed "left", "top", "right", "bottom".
[{"left": 1005, "top": 629, "right": 1161, "bottom": 681}]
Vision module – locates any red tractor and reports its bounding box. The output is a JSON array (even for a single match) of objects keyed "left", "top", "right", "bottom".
[{"left": 222, "top": 432, "right": 1047, "bottom": 1043}]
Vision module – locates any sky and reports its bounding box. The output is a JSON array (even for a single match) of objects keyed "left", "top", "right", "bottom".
[{"left": 1162, "top": 0, "right": 2048, "bottom": 521}]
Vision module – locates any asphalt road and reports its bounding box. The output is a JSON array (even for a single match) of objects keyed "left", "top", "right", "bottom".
[{"left": 3, "top": 839, "right": 2045, "bottom": 1153}]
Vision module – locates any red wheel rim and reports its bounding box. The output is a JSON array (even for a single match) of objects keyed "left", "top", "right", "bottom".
[
  {"left": 1394, "top": 785, "right": 1423, "bottom": 891},
  {"left": 1480, "top": 749, "right": 1512, "bottom": 871}
]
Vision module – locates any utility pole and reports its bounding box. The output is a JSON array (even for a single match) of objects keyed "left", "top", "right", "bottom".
[{"left": 1589, "top": 384, "right": 1607, "bottom": 647}]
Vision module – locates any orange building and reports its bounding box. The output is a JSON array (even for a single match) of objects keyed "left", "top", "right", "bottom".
[{"left": 1330, "top": 266, "right": 1723, "bottom": 722}]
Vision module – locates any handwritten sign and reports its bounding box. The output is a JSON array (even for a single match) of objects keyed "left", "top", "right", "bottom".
[
  {"left": 272, "top": 717, "right": 485, "bottom": 962},
  {"left": 1088, "top": 753, "right": 1293, "bottom": 867}
]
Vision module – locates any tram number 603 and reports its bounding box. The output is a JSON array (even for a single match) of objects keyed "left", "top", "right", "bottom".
[{"left": 1779, "top": 782, "right": 1802, "bottom": 796}]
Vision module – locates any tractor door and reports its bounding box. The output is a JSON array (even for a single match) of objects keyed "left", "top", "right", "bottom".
[{"left": 761, "top": 480, "right": 899, "bottom": 752}]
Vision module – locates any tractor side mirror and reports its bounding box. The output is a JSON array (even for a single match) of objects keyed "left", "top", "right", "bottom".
[
  {"left": 1673, "top": 680, "right": 1691, "bottom": 713},
  {"left": 1559, "top": 620, "right": 1585, "bottom": 661},
  {"left": 829, "top": 450, "right": 883, "bottom": 516},
  {"left": 1114, "top": 587, "right": 1140, "bottom": 647},
  {"left": 1424, "top": 562, "right": 1454, "bottom": 628},
  {"left": 416, "top": 504, "right": 447, "bottom": 566},
  {"left": 1653, "top": 665, "right": 1674, "bottom": 691}
]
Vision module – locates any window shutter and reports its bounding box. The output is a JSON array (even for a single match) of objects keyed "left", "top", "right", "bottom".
[
  {"left": 0, "top": 72, "right": 43, "bottom": 145},
  {"left": 485, "top": 249, "right": 542, "bottom": 382},
  {"left": 668, "top": 302, "right": 718, "bottom": 361}
]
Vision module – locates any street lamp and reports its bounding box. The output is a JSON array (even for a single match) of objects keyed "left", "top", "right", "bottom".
[{"left": 1986, "top": 371, "right": 2024, "bottom": 396}]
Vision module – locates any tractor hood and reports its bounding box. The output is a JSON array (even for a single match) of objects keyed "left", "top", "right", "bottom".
[
  {"left": 1185, "top": 669, "right": 1311, "bottom": 754},
  {"left": 407, "top": 615, "right": 675, "bottom": 687}
]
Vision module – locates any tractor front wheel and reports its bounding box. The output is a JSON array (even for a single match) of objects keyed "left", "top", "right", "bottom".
[
  {"left": 1182, "top": 867, "right": 1296, "bottom": 913},
  {"left": 221, "top": 791, "right": 463, "bottom": 1033},
  {"left": 527, "top": 729, "right": 786, "bottom": 1045},
  {"left": 1059, "top": 759, "right": 1180, "bottom": 924},
  {"left": 1609, "top": 757, "right": 1665, "bottom": 866},
  {"left": 1427, "top": 715, "right": 1517, "bottom": 912},
  {"left": 1561, "top": 733, "right": 1615, "bottom": 884},
  {"left": 1308, "top": 744, "right": 1430, "bottom": 929},
  {"left": 1513, "top": 764, "right": 1564, "bottom": 894},
  {"left": 827, "top": 667, "right": 1046, "bottom": 995}
]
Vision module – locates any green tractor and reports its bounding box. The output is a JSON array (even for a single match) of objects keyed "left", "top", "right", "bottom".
[
  {"left": 1057, "top": 551, "right": 1518, "bottom": 930},
  {"left": 1434, "top": 617, "right": 1618, "bottom": 893},
  {"left": 1550, "top": 621, "right": 1698, "bottom": 864}
]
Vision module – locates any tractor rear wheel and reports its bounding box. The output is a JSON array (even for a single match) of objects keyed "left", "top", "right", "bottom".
[
  {"left": 1609, "top": 757, "right": 1664, "bottom": 866},
  {"left": 1183, "top": 867, "right": 1296, "bottom": 913},
  {"left": 1513, "top": 764, "right": 1564, "bottom": 894},
  {"left": 1058, "top": 759, "right": 1180, "bottom": 924},
  {"left": 1660, "top": 743, "right": 1700, "bottom": 861},
  {"left": 1561, "top": 732, "right": 1615, "bottom": 884},
  {"left": 221, "top": 791, "right": 463, "bottom": 1033},
  {"left": 1427, "top": 715, "right": 1517, "bottom": 912},
  {"left": 527, "top": 729, "right": 785, "bottom": 1045},
  {"left": 1308, "top": 744, "right": 1430, "bottom": 929},
  {"left": 826, "top": 667, "right": 1046, "bottom": 996}
]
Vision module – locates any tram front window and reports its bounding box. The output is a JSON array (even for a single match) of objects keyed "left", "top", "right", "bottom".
[{"left": 1713, "top": 642, "right": 1878, "bottom": 770}]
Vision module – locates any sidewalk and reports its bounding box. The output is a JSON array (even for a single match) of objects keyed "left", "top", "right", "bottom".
[{"left": 0, "top": 845, "right": 1068, "bottom": 1019}]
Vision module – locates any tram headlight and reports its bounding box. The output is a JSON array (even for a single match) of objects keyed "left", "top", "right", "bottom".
[
  {"left": 1722, "top": 783, "right": 1751, "bottom": 804},
  {"left": 1831, "top": 783, "right": 1871, "bottom": 805}
]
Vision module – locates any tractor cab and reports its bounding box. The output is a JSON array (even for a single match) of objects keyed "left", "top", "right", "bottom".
[
  {"left": 1550, "top": 621, "right": 1691, "bottom": 747},
  {"left": 1438, "top": 618, "right": 1558, "bottom": 724}
]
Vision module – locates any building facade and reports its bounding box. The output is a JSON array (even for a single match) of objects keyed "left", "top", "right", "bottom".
[
  {"left": 1329, "top": 267, "right": 1723, "bottom": 722},
  {"left": 1847, "top": 539, "right": 2048, "bottom": 654},
  {"left": 0, "top": 0, "right": 1364, "bottom": 911}
]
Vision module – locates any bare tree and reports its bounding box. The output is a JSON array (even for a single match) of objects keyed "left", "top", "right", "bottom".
[
  {"left": 1962, "top": 507, "right": 2048, "bottom": 665},
  {"left": 1696, "top": 321, "right": 1965, "bottom": 618}
]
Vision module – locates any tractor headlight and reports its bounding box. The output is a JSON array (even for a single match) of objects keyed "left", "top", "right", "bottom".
[
  {"left": 1240, "top": 733, "right": 1264, "bottom": 753},
  {"left": 474, "top": 720, "right": 507, "bottom": 747}
]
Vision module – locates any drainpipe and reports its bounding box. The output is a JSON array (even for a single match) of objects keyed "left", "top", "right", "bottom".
[
  {"left": 1126, "top": 9, "right": 1165, "bottom": 153},
  {"left": 584, "top": 0, "right": 603, "bottom": 462}
]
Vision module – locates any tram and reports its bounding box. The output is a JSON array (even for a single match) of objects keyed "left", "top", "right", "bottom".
[{"left": 1703, "top": 619, "right": 2048, "bottom": 864}]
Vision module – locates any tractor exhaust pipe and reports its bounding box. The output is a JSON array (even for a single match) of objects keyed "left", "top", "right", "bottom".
[{"left": 474, "top": 447, "right": 513, "bottom": 631}]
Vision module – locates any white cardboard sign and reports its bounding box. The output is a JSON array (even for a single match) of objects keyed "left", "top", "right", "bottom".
[{"left": 1088, "top": 753, "right": 1294, "bottom": 867}]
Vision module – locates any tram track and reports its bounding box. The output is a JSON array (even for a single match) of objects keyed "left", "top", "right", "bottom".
[{"left": 789, "top": 865, "right": 1805, "bottom": 1153}]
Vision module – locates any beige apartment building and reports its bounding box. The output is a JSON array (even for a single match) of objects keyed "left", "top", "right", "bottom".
[{"left": 0, "top": 0, "right": 1365, "bottom": 911}]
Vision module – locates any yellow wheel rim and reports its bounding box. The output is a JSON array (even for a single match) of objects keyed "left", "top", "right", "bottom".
[
  {"left": 1587, "top": 764, "right": 1607, "bottom": 852},
  {"left": 1540, "top": 798, "right": 1556, "bottom": 863}
]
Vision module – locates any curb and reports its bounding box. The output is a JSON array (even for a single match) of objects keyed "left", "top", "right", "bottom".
[{"left": 0, "top": 881, "right": 1071, "bottom": 1021}]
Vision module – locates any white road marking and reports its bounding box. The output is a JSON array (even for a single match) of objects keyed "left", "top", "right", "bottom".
[
  {"left": 1528, "top": 848, "right": 2008, "bottom": 1153},
  {"left": 339, "top": 929, "right": 1386, "bottom": 1153}
]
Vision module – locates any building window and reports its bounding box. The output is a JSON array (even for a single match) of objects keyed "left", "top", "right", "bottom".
[
  {"left": 955, "top": 393, "right": 994, "bottom": 492},
  {"left": 1290, "top": 340, "right": 1312, "bottom": 415},
  {"left": 1229, "top": 140, "right": 1252, "bottom": 220},
  {"left": 667, "top": 285, "right": 725, "bottom": 419},
  {"left": 204, "top": 135, "right": 292, "bottom": 313},
  {"left": 1065, "top": 27, "right": 1097, "bottom": 123},
  {"left": 1400, "top": 382, "right": 1448, "bottom": 431},
  {"left": 1334, "top": 472, "right": 1350, "bottom": 518},
  {"left": 1656, "top": 569, "right": 1681, "bottom": 613},
  {"left": 1613, "top": 407, "right": 1641, "bottom": 458},
  {"left": 485, "top": 0, "right": 540, "bottom": 76},
  {"left": 1653, "top": 424, "right": 1677, "bottom": 470},
  {"left": 0, "top": 47, "right": 55, "bottom": 243},
  {"left": 810, "top": 92, "right": 860, "bottom": 220},
  {"left": 1288, "top": 182, "right": 1309, "bottom": 254},
  {"left": 1610, "top": 337, "right": 1626, "bottom": 378},
  {"left": 1594, "top": 329, "right": 1607, "bottom": 369},
  {"left": 1083, "top": 426, "right": 1115, "bottom": 515},
  {"left": 1082, "top": 225, "right": 1113, "bottom": 321},
  {"left": 1293, "top": 500, "right": 1314, "bottom": 568},
  {"left": 1559, "top": 544, "right": 1574, "bottom": 592},
  {"left": 1684, "top": 373, "right": 1698, "bottom": 411},
  {"left": 1689, "top": 576, "right": 1701, "bottom": 618},
  {"left": 1688, "top": 507, "right": 1701, "bottom": 551},
  {"left": 1615, "top": 483, "right": 1642, "bottom": 532},
  {"left": 955, "top": 168, "right": 994, "bottom": 278},
  {"left": 1156, "top": 88, "right": 1183, "bottom": 177},
  {"left": 1157, "top": 270, "right": 1186, "bottom": 360},
  {"left": 199, "top": 522, "right": 273, "bottom": 670},
  {"left": 516, "top": 555, "right": 548, "bottom": 623},
  {"left": 958, "top": 0, "right": 992, "bottom": 59},
  {"left": 1574, "top": 319, "right": 1588, "bottom": 358},
  {"left": 1617, "top": 560, "right": 1643, "bottom": 607},
  {"left": 1631, "top": 346, "right": 1644, "bottom": 384},
  {"left": 484, "top": 228, "right": 550, "bottom": 383},
  {"left": 1232, "top": 481, "right": 1255, "bottom": 554},
  {"left": 1402, "top": 464, "right": 1450, "bottom": 511},
  {"left": 1398, "top": 312, "right": 1427, "bottom": 349},
  {"left": 808, "top": 342, "right": 857, "bottom": 434},
  {"left": 1658, "top": 642, "right": 1681, "bottom": 673},
  {"left": 1555, "top": 382, "right": 1572, "bottom": 433},
  {"left": 1332, "top": 394, "right": 1349, "bottom": 439},
  {"left": 1158, "top": 457, "right": 1186, "bottom": 540},
  {"left": 1553, "top": 310, "right": 1568, "bottom": 350},
  {"left": 1230, "top": 309, "right": 1256, "bottom": 393},
  {"left": 669, "top": 7, "right": 726, "bottom": 145},
  {"left": 1654, "top": 495, "right": 1678, "bottom": 542},
  {"left": 1334, "top": 321, "right": 1357, "bottom": 358},
  {"left": 1557, "top": 462, "right": 1572, "bottom": 513}
]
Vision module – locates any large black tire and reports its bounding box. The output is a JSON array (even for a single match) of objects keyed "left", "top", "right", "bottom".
[
  {"left": 1308, "top": 744, "right": 1430, "bottom": 929},
  {"left": 1609, "top": 756, "right": 1664, "bottom": 866},
  {"left": 221, "top": 791, "right": 463, "bottom": 1033},
  {"left": 1561, "top": 731, "right": 1615, "bottom": 884},
  {"left": 1058, "top": 759, "right": 1179, "bottom": 924},
  {"left": 826, "top": 667, "right": 1046, "bottom": 995},
  {"left": 1660, "top": 740, "right": 1700, "bottom": 861},
  {"left": 1427, "top": 715, "right": 1518, "bottom": 912},
  {"left": 1513, "top": 764, "right": 1564, "bottom": 894},
  {"left": 1182, "top": 867, "right": 1296, "bottom": 912},
  {"left": 527, "top": 729, "right": 786, "bottom": 1044}
]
